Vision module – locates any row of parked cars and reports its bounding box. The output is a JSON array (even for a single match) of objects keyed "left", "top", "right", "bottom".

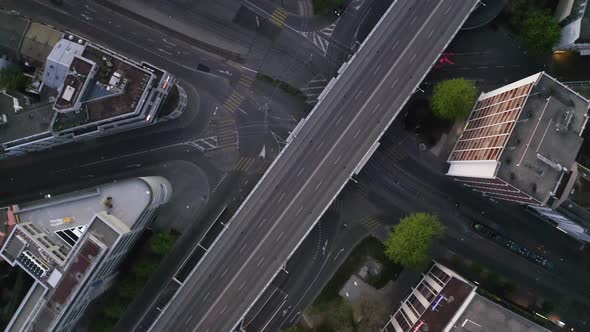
[{"left": 471, "top": 222, "right": 554, "bottom": 270}]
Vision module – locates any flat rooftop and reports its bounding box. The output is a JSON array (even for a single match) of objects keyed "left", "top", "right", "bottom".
[
  {"left": 16, "top": 178, "right": 152, "bottom": 235},
  {"left": 498, "top": 73, "right": 589, "bottom": 204},
  {"left": 450, "top": 294, "right": 550, "bottom": 332},
  {"left": 0, "top": 93, "right": 54, "bottom": 145}
]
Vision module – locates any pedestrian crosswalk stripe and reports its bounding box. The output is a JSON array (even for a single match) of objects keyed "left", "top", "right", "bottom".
[
  {"left": 224, "top": 92, "right": 245, "bottom": 112},
  {"left": 270, "top": 8, "right": 288, "bottom": 27},
  {"left": 239, "top": 76, "right": 255, "bottom": 87},
  {"left": 358, "top": 216, "right": 380, "bottom": 231},
  {"left": 234, "top": 158, "right": 256, "bottom": 172}
]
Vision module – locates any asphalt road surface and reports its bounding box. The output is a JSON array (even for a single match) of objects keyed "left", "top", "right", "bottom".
[{"left": 150, "top": 1, "right": 479, "bottom": 331}]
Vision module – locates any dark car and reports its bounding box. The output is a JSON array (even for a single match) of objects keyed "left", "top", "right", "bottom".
[{"left": 334, "top": 5, "right": 346, "bottom": 16}]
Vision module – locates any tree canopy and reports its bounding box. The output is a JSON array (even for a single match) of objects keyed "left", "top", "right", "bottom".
[
  {"left": 430, "top": 78, "right": 477, "bottom": 120},
  {"left": 384, "top": 212, "right": 445, "bottom": 270},
  {"left": 521, "top": 9, "right": 561, "bottom": 53},
  {"left": 0, "top": 66, "right": 26, "bottom": 92}
]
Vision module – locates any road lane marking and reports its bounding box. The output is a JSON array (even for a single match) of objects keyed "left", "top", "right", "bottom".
[
  {"left": 410, "top": 16, "right": 417, "bottom": 25},
  {"left": 297, "top": 168, "right": 305, "bottom": 177},
  {"left": 316, "top": 141, "right": 325, "bottom": 151},
  {"left": 391, "top": 40, "right": 400, "bottom": 51},
  {"left": 257, "top": 257, "right": 265, "bottom": 266},
  {"left": 279, "top": 193, "right": 286, "bottom": 202},
  {"left": 239, "top": 244, "right": 248, "bottom": 253},
  {"left": 354, "top": 129, "right": 361, "bottom": 139},
  {"left": 314, "top": 180, "right": 324, "bottom": 191},
  {"left": 354, "top": 90, "right": 364, "bottom": 99},
  {"left": 373, "top": 64, "right": 382, "bottom": 75},
  {"left": 221, "top": 268, "right": 228, "bottom": 277},
  {"left": 334, "top": 155, "right": 342, "bottom": 165},
  {"left": 391, "top": 79, "right": 399, "bottom": 89},
  {"left": 220, "top": 306, "right": 228, "bottom": 314},
  {"left": 427, "top": 29, "right": 434, "bottom": 39},
  {"left": 277, "top": 232, "right": 285, "bottom": 241},
  {"left": 185, "top": 315, "right": 193, "bottom": 325},
  {"left": 238, "top": 281, "right": 247, "bottom": 290},
  {"left": 335, "top": 115, "right": 344, "bottom": 125},
  {"left": 409, "top": 54, "right": 416, "bottom": 64},
  {"left": 257, "top": 218, "right": 267, "bottom": 230},
  {"left": 241, "top": 66, "right": 258, "bottom": 73},
  {"left": 445, "top": 5, "right": 452, "bottom": 15},
  {"left": 202, "top": 292, "right": 210, "bottom": 303},
  {"left": 157, "top": 48, "right": 172, "bottom": 55},
  {"left": 296, "top": 207, "right": 303, "bottom": 216},
  {"left": 372, "top": 103, "right": 381, "bottom": 114}
]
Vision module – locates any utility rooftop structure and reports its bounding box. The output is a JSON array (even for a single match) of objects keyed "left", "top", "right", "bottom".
[
  {"left": 382, "top": 262, "right": 551, "bottom": 332},
  {"left": 447, "top": 72, "right": 589, "bottom": 207},
  {"left": 555, "top": 0, "right": 590, "bottom": 54},
  {"left": 0, "top": 177, "right": 172, "bottom": 332},
  {"left": 0, "top": 34, "right": 186, "bottom": 160}
]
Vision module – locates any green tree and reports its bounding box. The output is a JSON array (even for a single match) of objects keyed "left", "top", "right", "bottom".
[
  {"left": 0, "top": 66, "right": 26, "bottom": 91},
  {"left": 431, "top": 78, "right": 477, "bottom": 120},
  {"left": 521, "top": 9, "right": 561, "bottom": 53},
  {"left": 384, "top": 213, "right": 445, "bottom": 270},
  {"left": 150, "top": 231, "right": 176, "bottom": 256}
]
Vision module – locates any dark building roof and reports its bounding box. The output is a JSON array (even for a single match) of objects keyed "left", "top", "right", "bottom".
[{"left": 497, "top": 73, "right": 589, "bottom": 205}]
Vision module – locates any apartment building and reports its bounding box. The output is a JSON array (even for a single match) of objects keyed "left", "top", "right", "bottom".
[
  {"left": 382, "top": 262, "right": 551, "bottom": 332},
  {"left": 0, "top": 177, "right": 172, "bottom": 332},
  {"left": 446, "top": 72, "right": 590, "bottom": 242}
]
